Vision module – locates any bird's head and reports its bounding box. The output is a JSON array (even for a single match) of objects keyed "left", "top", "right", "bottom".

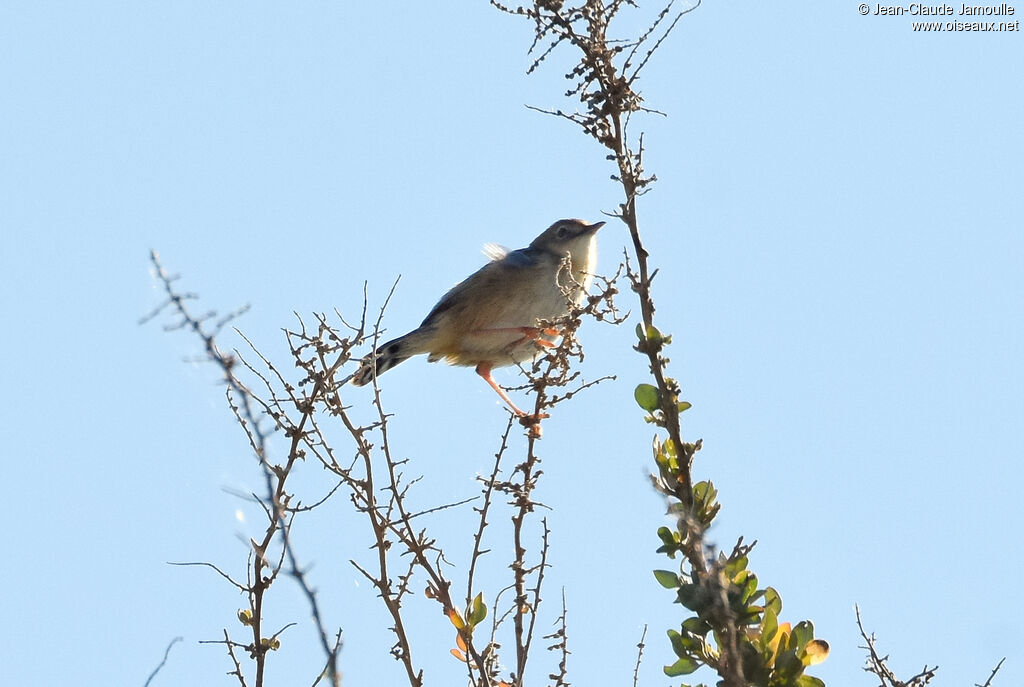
[{"left": 530, "top": 218, "right": 604, "bottom": 265}]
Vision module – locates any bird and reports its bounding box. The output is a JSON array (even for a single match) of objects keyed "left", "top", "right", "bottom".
[{"left": 352, "top": 218, "right": 603, "bottom": 418}]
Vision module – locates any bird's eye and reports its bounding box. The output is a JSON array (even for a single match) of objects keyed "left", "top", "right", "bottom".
[{"left": 555, "top": 224, "right": 569, "bottom": 239}]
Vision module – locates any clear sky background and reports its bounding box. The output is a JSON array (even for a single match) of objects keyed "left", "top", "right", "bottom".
[{"left": 2, "top": 2, "right": 1021, "bottom": 686}]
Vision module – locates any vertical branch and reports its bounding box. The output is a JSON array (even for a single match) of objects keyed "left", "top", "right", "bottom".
[
  {"left": 500, "top": 272, "right": 621, "bottom": 685},
  {"left": 543, "top": 589, "right": 571, "bottom": 687},
  {"left": 509, "top": 436, "right": 540, "bottom": 684},
  {"left": 468, "top": 416, "right": 517, "bottom": 607},
  {"left": 487, "top": 2, "right": 764, "bottom": 685},
  {"left": 631, "top": 625, "right": 648, "bottom": 687}
]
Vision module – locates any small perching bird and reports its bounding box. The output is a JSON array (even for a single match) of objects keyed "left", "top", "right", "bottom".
[{"left": 352, "top": 218, "right": 603, "bottom": 417}]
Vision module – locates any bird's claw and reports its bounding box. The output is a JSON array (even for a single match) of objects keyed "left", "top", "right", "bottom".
[
  {"left": 518, "top": 326, "right": 561, "bottom": 348},
  {"left": 517, "top": 412, "right": 549, "bottom": 438}
]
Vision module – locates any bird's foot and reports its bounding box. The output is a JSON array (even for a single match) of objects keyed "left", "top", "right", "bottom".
[
  {"left": 517, "top": 411, "right": 550, "bottom": 438},
  {"left": 516, "top": 326, "right": 560, "bottom": 348}
]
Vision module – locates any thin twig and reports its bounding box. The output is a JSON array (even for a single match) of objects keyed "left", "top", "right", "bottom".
[
  {"left": 142, "top": 636, "right": 183, "bottom": 687},
  {"left": 632, "top": 625, "right": 648, "bottom": 687},
  {"left": 856, "top": 605, "right": 938, "bottom": 687},
  {"left": 168, "top": 561, "right": 248, "bottom": 591},
  {"left": 976, "top": 658, "right": 1006, "bottom": 687}
]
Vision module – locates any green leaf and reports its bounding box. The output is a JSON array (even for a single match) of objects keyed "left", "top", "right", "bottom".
[
  {"left": 774, "top": 649, "right": 804, "bottom": 682},
  {"left": 738, "top": 605, "right": 763, "bottom": 626},
  {"left": 677, "top": 583, "right": 710, "bottom": 613},
  {"left": 668, "top": 627, "right": 702, "bottom": 654},
  {"left": 740, "top": 572, "right": 758, "bottom": 604},
  {"left": 656, "top": 527, "right": 683, "bottom": 557},
  {"left": 763, "top": 587, "right": 782, "bottom": 616},
  {"left": 692, "top": 480, "right": 721, "bottom": 526},
  {"left": 761, "top": 607, "right": 779, "bottom": 649},
  {"left": 678, "top": 401, "right": 692, "bottom": 412},
  {"left": 681, "top": 616, "right": 711, "bottom": 636},
  {"left": 468, "top": 592, "right": 487, "bottom": 627},
  {"left": 693, "top": 481, "right": 717, "bottom": 505},
  {"left": 667, "top": 628, "right": 687, "bottom": 657},
  {"left": 653, "top": 569, "right": 680, "bottom": 589},
  {"left": 795, "top": 675, "right": 825, "bottom": 687},
  {"left": 791, "top": 620, "right": 814, "bottom": 650},
  {"left": 664, "top": 657, "right": 700, "bottom": 676},
  {"left": 634, "top": 383, "right": 660, "bottom": 412},
  {"left": 723, "top": 555, "right": 749, "bottom": 579}
]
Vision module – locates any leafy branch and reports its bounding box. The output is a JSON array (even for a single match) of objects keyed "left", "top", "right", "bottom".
[{"left": 489, "top": 2, "right": 830, "bottom": 685}]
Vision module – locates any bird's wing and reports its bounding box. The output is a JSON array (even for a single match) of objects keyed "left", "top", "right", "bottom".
[
  {"left": 419, "top": 248, "right": 544, "bottom": 328},
  {"left": 500, "top": 248, "right": 541, "bottom": 268}
]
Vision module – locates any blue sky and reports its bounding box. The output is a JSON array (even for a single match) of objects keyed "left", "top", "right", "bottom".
[{"left": 2, "top": 2, "right": 1021, "bottom": 686}]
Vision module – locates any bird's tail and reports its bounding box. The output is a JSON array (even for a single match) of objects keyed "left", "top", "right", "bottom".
[{"left": 351, "top": 328, "right": 435, "bottom": 387}]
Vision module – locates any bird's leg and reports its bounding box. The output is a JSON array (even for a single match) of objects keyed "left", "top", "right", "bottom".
[{"left": 474, "top": 363, "right": 550, "bottom": 423}]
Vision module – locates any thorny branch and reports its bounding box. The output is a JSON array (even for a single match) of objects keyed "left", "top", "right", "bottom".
[
  {"left": 489, "top": 265, "right": 624, "bottom": 685},
  {"left": 146, "top": 1, "right": 712, "bottom": 684},
  {"left": 153, "top": 268, "right": 619, "bottom": 687},
  {"left": 487, "top": 2, "right": 768, "bottom": 685},
  {"left": 491, "top": 0, "right": 702, "bottom": 492},
  {"left": 145, "top": 251, "right": 349, "bottom": 687},
  {"left": 543, "top": 590, "right": 571, "bottom": 687},
  {"left": 977, "top": 659, "right": 1006, "bottom": 687},
  {"left": 146, "top": 4, "right": 1004, "bottom": 687},
  {"left": 146, "top": 4, "right": 690, "bottom": 686},
  {"left": 856, "top": 606, "right": 938, "bottom": 687},
  {"left": 856, "top": 606, "right": 1003, "bottom": 687},
  {"left": 632, "top": 625, "right": 648, "bottom": 687}
]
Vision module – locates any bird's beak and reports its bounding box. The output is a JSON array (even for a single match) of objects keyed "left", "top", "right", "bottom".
[{"left": 586, "top": 221, "right": 606, "bottom": 233}]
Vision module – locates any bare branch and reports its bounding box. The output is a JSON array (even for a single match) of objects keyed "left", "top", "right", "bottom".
[
  {"left": 142, "top": 636, "right": 183, "bottom": 687},
  {"left": 543, "top": 589, "right": 570, "bottom": 687},
  {"left": 977, "top": 658, "right": 1006, "bottom": 687},
  {"left": 168, "top": 561, "right": 248, "bottom": 592},
  {"left": 632, "top": 625, "right": 647, "bottom": 687},
  {"left": 856, "top": 605, "right": 938, "bottom": 687},
  {"left": 468, "top": 416, "right": 517, "bottom": 608}
]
